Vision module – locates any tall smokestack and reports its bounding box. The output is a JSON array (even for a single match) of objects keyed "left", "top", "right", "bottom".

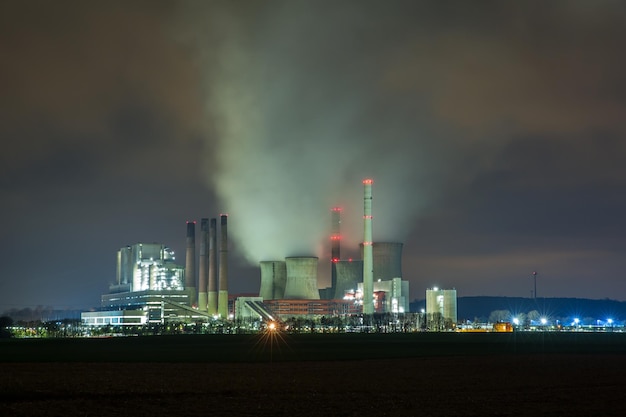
[
  {"left": 185, "top": 221, "right": 197, "bottom": 307},
  {"left": 362, "top": 179, "right": 374, "bottom": 314},
  {"left": 197, "top": 218, "right": 209, "bottom": 312},
  {"left": 330, "top": 207, "right": 342, "bottom": 293},
  {"left": 208, "top": 218, "right": 218, "bottom": 315},
  {"left": 218, "top": 214, "right": 229, "bottom": 318}
]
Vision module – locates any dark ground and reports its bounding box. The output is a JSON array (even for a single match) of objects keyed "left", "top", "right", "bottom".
[{"left": 1, "top": 333, "right": 625, "bottom": 416}]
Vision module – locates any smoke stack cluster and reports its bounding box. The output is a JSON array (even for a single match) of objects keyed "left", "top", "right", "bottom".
[{"left": 185, "top": 216, "right": 229, "bottom": 317}]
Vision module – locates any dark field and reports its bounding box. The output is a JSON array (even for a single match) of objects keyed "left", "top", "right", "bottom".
[{"left": 2, "top": 332, "right": 626, "bottom": 416}]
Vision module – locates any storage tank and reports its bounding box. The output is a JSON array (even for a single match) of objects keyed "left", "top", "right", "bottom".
[
  {"left": 334, "top": 260, "right": 363, "bottom": 299},
  {"left": 426, "top": 288, "right": 457, "bottom": 324},
  {"left": 284, "top": 257, "right": 320, "bottom": 299},
  {"left": 259, "top": 261, "right": 287, "bottom": 300}
]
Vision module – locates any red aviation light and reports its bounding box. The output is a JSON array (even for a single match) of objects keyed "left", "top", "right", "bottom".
[
  {"left": 331, "top": 207, "right": 343, "bottom": 212},
  {"left": 330, "top": 235, "right": 342, "bottom": 240},
  {"left": 363, "top": 178, "right": 373, "bottom": 185},
  {"left": 363, "top": 241, "right": 373, "bottom": 246},
  {"left": 331, "top": 258, "right": 340, "bottom": 263},
  {"left": 363, "top": 215, "right": 373, "bottom": 219}
]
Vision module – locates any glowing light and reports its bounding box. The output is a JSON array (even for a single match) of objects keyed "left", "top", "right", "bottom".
[
  {"left": 513, "top": 317, "right": 520, "bottom": 325},
  {"left": 331, "top": 207, "right": 342, "bottom": 212},
  {"left": 540, "top": 317, "right": 547, "bottom": 325},
  {"left": 607, "top": 318, "right": 613, "bottom": 325},
  {"left": 268, "top": 322, "right": 276, "bottom": 331},
  {"left": 363, "top": 179, "right": 373, "bottom": 184}
]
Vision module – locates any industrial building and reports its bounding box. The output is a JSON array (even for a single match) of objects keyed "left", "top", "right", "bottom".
[
  {"left": 82, "top": 215, "right": 232, "bottom": 326},
  {"left": 83, "top": 179, "right": 412, "bottom": 326}
]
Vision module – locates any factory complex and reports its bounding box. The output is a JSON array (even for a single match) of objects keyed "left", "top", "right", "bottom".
[{"left": 82, "top": 180, "right": 457, "bottom": 328}]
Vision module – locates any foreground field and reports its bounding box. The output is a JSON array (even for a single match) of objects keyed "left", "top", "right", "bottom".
[{"left": 2, "top": 333, "right": 626, "bottom": 416}]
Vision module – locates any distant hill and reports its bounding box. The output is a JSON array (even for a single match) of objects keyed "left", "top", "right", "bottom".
[{"left": 410, "top": 296, "right": 626, "bottom": 324}]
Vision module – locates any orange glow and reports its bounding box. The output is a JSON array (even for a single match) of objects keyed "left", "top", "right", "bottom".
[
  {"left": 331, "top": 207, "right": 342, "bottom": 212},
  {"left": 363, "top": 178, "right": 373, "bottom": 184}
]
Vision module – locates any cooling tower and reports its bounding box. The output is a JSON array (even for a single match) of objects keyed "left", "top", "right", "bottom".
[
  {"left": 359, "top": 242, "right": 404, "bottom": 281},
  {"left": 207, "top": 218, "right": 218, "bottom": 315},
  {"left": 362, "top": 179, "right": 374, "bottom": 314},
  {"left": 218, "top": 214, "right": 229, "bottom": 317},
  {"left": 259, "top": 261, "right": 287, "bottom": 300},
  {"left": 197, "top": 219, "right": 209, "bottom": 311},
  {"left": 334, "top": 260, "right": 363, "bottom": 299},
  {"left": 330, "top": 207, "right": 341, "bottom": 291},
  {"left": 184, "top": 222, "right": 196, "bottom": 306},
  {"left": 284, "top": 257, "right": 320, "bottom": 299}
]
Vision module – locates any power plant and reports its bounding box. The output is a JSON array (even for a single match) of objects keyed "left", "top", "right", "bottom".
[
  {"left": 82, "top": 179, "right": 410, "bottom": 325},
  {"left": 245, "top": 178, "right": 410, "bottom": 320}
]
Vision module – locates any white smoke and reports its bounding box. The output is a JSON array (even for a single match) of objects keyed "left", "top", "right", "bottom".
[{"left": 195, "top": 2, "right": 481, "bottom": 264}]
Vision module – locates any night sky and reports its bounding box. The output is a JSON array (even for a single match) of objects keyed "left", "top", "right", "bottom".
[{"left": 2, "top": 1, "right": 626, "bottom": 311}]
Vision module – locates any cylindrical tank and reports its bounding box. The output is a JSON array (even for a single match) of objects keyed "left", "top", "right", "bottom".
[
  {"left": 426, "top": 288, "right": 457, "bottom": 324},
  {"left": 284, "top": 257, "right": 320, "bottom": 299},
  {"left": 334, "top": 260, "right": 363, "bottom": 299},
  {"left": 259, "top": 261, "right": 286, "bottom": 300}
]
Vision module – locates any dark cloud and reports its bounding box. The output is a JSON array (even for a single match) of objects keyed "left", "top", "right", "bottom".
[{"left": 1, "top": 1, "right": 625, "bottom": 310}]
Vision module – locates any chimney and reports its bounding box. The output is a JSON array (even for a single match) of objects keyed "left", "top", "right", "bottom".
[
  {"left": 330, "top": 207, "right": 342, "bottom": 293},
  {"left": 362, "top": 179, "right": 374, "bottom": 314},
  {"left": 197, "top": 219, "right": 209, "bottom": 312},
  {"left": 218, "top": 214, "right": 229, "bottom": 318},
  {"left": 185, "top": 221, "right": 197, "bottom": 307},
  {"left": 208, "top": 218, "right": 218, "bottom": 315}
]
